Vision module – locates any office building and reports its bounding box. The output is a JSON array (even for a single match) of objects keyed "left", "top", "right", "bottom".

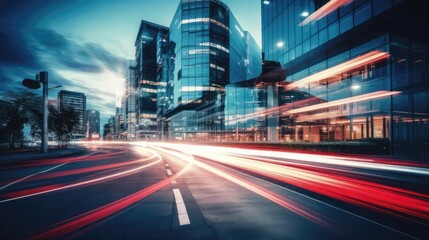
[
  {"left": 86, "top": 110, "right": 100, "bottom": 140},
  {"left": 123, "top": 60, "right": 137, "bottom": 140},
  {"left": 260, "top": 0, "right": 429, "bottom": 157},
  {"left": 134, "top": 20, "right": 170, "bottom": 140},
  {"left": 163, "top": 0, "right": 262, "bottom": 140},
  {"left": 57, "top": 90, "right": 86, "bottom": 138}
]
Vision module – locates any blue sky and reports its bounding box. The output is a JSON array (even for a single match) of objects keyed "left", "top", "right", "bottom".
[{"left": 0, "top": 0, "right": 261, "bottom": 129}]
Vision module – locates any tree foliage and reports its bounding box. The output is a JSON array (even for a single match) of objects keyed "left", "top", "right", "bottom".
[
  {"left": 48, "top": 105, "right": 80, "bottom": 148},
  {"left": 0, "top": 90, "right": 42, "bottom": 148},
  {"left": 0, "top": 89, "right": 80, "bottom": 149}
]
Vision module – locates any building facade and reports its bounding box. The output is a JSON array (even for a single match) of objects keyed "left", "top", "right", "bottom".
[
  {"left": 57, "top": 90, "right": 86, "bottom": 138},
  {"left": 164, "top": 0, "right": 262, "bottom": 140},
  {"left": 86, "top": 110, "right": 100, "bottom": 140},
  {"left": 134, "top": 20, "right": 170, "bottom": 140},
  {"left": 259, "top": 0, "right": 429, "bottom": 157},
  {"left": 123, "top": 60, "right": 137, "bottom": 140}
]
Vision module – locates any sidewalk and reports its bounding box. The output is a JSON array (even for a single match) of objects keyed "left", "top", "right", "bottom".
[{"left": 0, "top": 147, "right": 86, "bottom": 164}]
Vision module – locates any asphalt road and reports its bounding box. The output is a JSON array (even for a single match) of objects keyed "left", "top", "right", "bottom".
[{"left": 0, "top": 142, "right": 428, "bottom": 239}]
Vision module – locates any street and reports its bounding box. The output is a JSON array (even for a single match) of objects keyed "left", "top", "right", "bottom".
[{"left": 0, "top": 142, "right": 428, "bottom": 239}]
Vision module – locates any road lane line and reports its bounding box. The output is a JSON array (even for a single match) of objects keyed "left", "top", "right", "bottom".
[
  {"left": 166, "top": 169, "right": 173, "bottom": 176},
  {"left": 31, "top": 163, "right": 193, "bottom": 240},
  {"left": 0, "top": 163, "right": 68, "bottom": 191},
  {"left": 173, "top": 188, "right": 190, "bottom": 225}
]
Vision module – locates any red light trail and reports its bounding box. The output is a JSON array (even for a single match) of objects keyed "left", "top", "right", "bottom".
[
  {"left": 2, "top": 142, "right": 426, "bottom": 238},
  {"left": 300, "top": 0, "right": 353, "bottom": 26},
  {"left": 31, "top": 163, "right": 192, "bottom": 240},
  {"left": 148, "top": 143, "right": 429, "bottom": 223},
  {"left": 0, "top": 152, "right": 162, "bottom": 203}
]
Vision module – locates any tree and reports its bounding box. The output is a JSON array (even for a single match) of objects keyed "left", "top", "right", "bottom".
[
  {"left": 0, "top": 90, "right": 42, "bottom": 148},
  {"left": 48, "top": 105, "right": 80, "bottom": 148}
]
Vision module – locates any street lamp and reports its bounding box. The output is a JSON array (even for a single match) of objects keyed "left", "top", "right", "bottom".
[
  {"left": 22, "top": 71, "right": 62, "bottom": 153},
  {"left": 48, "top": 85, "right": 63, "bottom": 91}
]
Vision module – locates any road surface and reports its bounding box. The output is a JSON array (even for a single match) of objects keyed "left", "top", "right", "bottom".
[{"left": 0, "top": 142, "right": 428, "bottom": 239}]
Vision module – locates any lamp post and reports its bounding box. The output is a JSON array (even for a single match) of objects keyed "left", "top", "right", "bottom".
[{"left": 22, "top": 71, "right": 62, "bottom": 153}]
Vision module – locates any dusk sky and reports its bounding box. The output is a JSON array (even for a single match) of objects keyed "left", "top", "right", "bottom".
[{"left": 0, "top": 0, "right": 261, "bottom": 128}]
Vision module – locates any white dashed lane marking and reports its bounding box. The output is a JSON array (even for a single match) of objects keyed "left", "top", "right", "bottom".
[{"left": 172, "top": 188, "right": 190, "bottom": 225}]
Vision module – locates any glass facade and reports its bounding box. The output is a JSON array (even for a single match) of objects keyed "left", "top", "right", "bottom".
[
  {"left": 134, "top": 20, "right": 169, "bottom": 139},
  {"left": 259, "top": 0, "right": 429, "bottom": 157},
  {"left": 165, "top": 0, "right": 262, "bottom": 139},
  {"left": 125, "top": 60, "right": 137, "bottom": 140},
  {"left": 85, "top": 110, "right": 100, "bottom": 139},
  {"left": 169, "top": 0, "right": 230, "bottom": 108},
  {"left": 224, "top": 82, "right": 268, "bottom": 142}
]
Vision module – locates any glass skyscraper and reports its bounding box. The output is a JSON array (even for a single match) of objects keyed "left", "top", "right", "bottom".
[
  {"left": 164, "top": 0, "right": 262, "bottom": 140},
  {"left": 85, "top": 110, "right": 100, "bottom": 140},
  {"left": 134, "top": 20, "right": 169, "bottom": 140},
  {"left": 124, "top": 60, "right": 137, "bottom": 140},
  {"left": 260, "top": 0, "right": 429, "bottom": 157}
]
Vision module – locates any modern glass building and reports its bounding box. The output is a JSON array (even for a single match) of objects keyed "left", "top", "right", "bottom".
[
  {"left": 260, "top": 0, "right": 429, "bottom": 157},
  {"left": 164, "top": 0, "right": 262, "bottom": 140},
  {"left": 57, "top": 90, "right": 87, "bottom": 138},
  {"left": 134, "top": 20, "right": 169, "bottom": 140},
  {"left": 224, "top": 80, "right": 268, "bottom": 142},
  {"left": 85, "top": 110, "right": 100, "bottom": 140},
  {"left": 124, "top": 60, "right": 137, "bottom": 140}
]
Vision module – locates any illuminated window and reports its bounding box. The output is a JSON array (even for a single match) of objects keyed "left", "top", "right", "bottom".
[
  {"left": 199, "top": 42, "right": 229, "bottom": 53},
  {"left": 189, "top": 49, "right": 210, "bottom": 55},
  {"left": 210, "top": 63, "right": 225, "bottom": 72},
  {"left": 140, "top": 80, "right": 157, "bottom": 86},
  {"left": 140, "top": 113, "right": 156, "bottom": 118},
  {"left": 141, "top": 88, "right": 157, "bottom": 93},
  {"left": 181, "top": 18, "right": 229, "bottom": 30}
]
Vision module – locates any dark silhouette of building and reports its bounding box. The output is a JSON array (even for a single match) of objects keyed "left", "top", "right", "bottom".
[{"left": 57, "top": 90, "right": 86, "bottom": 139}]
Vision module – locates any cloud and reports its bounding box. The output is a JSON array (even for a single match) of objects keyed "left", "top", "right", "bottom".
[
  {"left": 0, "top": 26, "right": 38, "bottom": 67},
  {"left": 0, "top": 25, "right": 128, "bottom": 121}
]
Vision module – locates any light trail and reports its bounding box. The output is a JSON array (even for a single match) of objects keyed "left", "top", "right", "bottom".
[
  {"left": 225, "top": 50, "right": 392, "bottom": 124},
  {"left": 147, "top": 143, "right": 429, "bottom": 175},
  {"left": 0, "top": 149, "right": 162, "bottom": 203},
  {"left": 300, "top": 0, "right": 353, "bottom": 26},
  {"left": 228, "top": 96, "right": 320, "bottom": 123},
  {"left": 0, "top": 146, "right": 156, "bottom": 186},
  {"left": 195, "top": 153, "right": 429, "bottom": 221},
  {"left": 286, "top": 50, "right": 390, "bottom": 90},
  {"left": 0, "top": 163, "right": 67, "bottom": 191},
  {"left": 0, "top": 147, "right": 127, "bottom": 169},
  {"left": 149, "top": 145, "right": 333, "bottom": 227},
  {"left": 5, "top": 156, "right": 157, "bottom": 184},
  {"left": 283, "top": 91, "right": 400, "bottom": 115},
  {"left": 146, "top": 143, "right": 429, "bottom": 222},
  {"left": 31, "top": 163, "right": 193, "bottom": 240}
]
